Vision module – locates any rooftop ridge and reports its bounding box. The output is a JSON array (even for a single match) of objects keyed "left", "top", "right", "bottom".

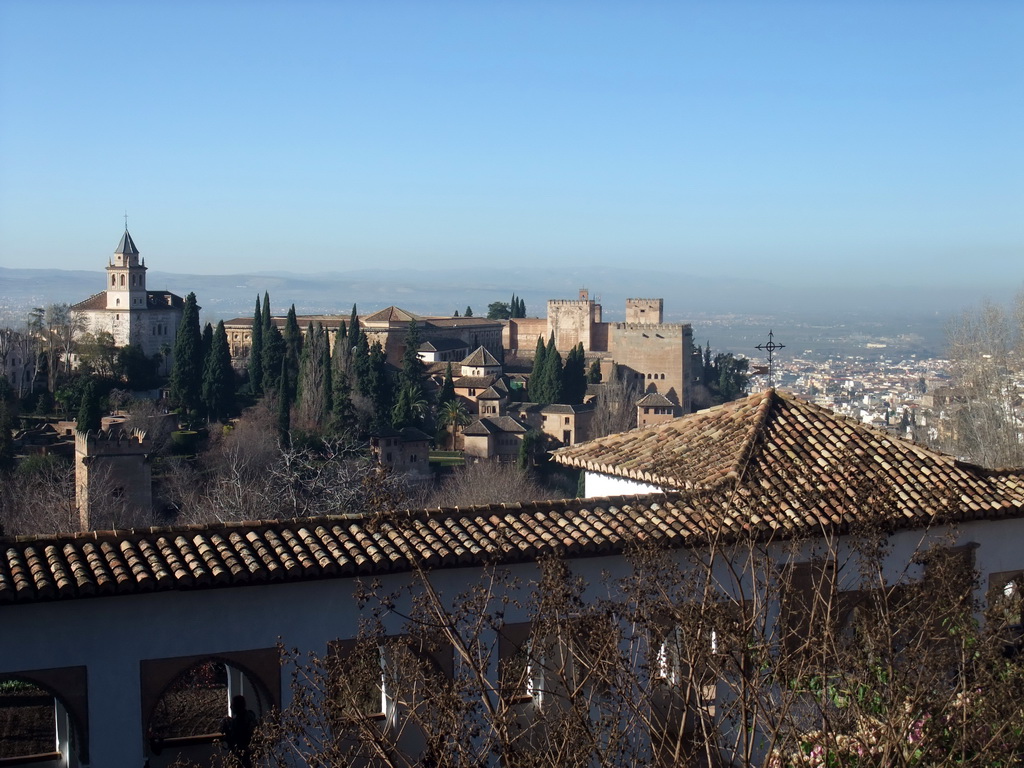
[{"left": 729, "top": 389, "right": 777, "bottom": 483}]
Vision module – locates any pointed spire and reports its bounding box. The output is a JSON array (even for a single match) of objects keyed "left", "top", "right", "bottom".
[{"left": 115, "top": 228, "right": 139, "bottom": 256}]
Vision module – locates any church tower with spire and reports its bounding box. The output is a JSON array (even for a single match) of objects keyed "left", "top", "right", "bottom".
[
  {"left": 72, "top": 225, "right": 186, "bottom": 375},
  {"left": 105, "top": 228, "right": 148, "bottom": 312}
]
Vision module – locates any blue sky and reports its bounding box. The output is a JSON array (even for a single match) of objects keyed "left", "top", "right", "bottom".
[{"left": 0, "top": 1, "right": 1020, "bottom": 292}]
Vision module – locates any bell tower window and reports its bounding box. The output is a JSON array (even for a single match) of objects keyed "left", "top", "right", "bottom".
[{"left": 120, "top": 274, "right": 125, "bottom": 287}]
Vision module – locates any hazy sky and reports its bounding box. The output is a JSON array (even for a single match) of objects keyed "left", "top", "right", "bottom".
[{"left": 0, "top": 1, "right": 1021, "bottom": 291}]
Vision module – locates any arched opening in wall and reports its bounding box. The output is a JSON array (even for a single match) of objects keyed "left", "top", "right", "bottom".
[
  {"left": 0, "top": 671, "right": 87, "bottom": 767},
  {"left": 143, "top": 655, "right": 275, "bottom": 768}
]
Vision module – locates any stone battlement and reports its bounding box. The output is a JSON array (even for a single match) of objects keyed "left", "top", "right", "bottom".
[
  {"left": 612, "top": 322, "right": 691, "bottom": 333},
  {"left": 548, "top": 299, "right": 595, "bottom": 307},
  {"left": 75, "top": 428, "right": 150, "bottom": 455}
]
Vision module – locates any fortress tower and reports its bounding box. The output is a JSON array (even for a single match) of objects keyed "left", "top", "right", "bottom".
[
  {"left": 625, "top": 298, "right": 663, "bottom": 324},
  {"left": 75, "top": 428, "right": 153, "bottom": 532}
]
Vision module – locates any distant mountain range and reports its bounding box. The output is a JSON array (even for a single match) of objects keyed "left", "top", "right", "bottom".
[{"left": 0, "top": 265, "right": 1003, "bottom": 357}]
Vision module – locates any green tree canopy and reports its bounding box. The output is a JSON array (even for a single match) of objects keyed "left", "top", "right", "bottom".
[
  {"left": 170, "top": 292, "right": 203, "bottom": 413},
  {"left": 247, "top": 295, "right": 264, "bottom": 396},
  {"left": 487, "top": 302, "right": 511, "bottom": 320},
  {"left": 529, "top": 336, "right": 548, "bottom": 403},
  {"left": 202, "top": 320, "right": 236, "bottom": 421},
  {"left": 562, "top": 343, "right": 588, "bottom": 405},
  {"left": 76, "top": 378, "right": 102, "bottom": 432}
]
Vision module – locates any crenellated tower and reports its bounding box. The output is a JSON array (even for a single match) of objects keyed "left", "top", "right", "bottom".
[{"left": 75, "top": 427, "right": 153, "bottom": 532}]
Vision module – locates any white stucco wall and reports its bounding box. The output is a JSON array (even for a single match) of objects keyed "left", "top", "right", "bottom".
[
  {"left": 584, "top": 470, "right": 663, "bottom": 498},
  {"left": 5, "top": 514, "right": 1024, "bottom": 766}
]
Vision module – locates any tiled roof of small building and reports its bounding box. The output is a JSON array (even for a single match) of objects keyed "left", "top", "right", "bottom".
[
  {"left": 542, "top": 403, "right": 595, "bottom": 414},
  {"left": 427, "top": 318, "right": 502, "bottom": 329},
  {"left": 454, "top": 376, "right": 498, "bottom": 390},
  {"left": 419, "top": 339, "right": 469, "bottom": 353},
  {"left": 364, "top": 306, "right": 422, "bottom": 323},
  {"left": 463, "top": 416, "right": 528, "bottom": 436},
  {"left": 636, "top": 392, "right": 675, "bottom": 407},
  {"left": 553, "top": 389, "right": 1024, "bottom": 518},
  {"left": 461, "top": 346, "right": 501, "bottom": 367}
]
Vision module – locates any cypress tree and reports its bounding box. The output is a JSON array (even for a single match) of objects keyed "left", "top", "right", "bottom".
[
  {"left": 277, "top": 357, "right": 290, "bottom": 447},
  {"left": 296, "top": 322, "right": 316, "bottom": 408},
  {"left": 366, "top": 341, "right": 393, "bottom": 425},
  {"left": 587, "top": 359, "right": 603, "bottom": 384},
  {"left": 438, "top": 362, "right": 456, "bottom": 406},
  {"left": 283, "top": 305, "right": 302, "bottom": 403},
  {"left": 544, "top": 336, "right": 564, "bottom": 405},
  {"left": 563, "top": 343, "right": 587, "bottom": 405},
  {"left": 76, "top": 378, "right": 102, "bottom": 432},
  {"left": 262, "top": 323, "right": 285, "bottom": 396},
  {"left": 400, "top": 320, "right": 424, "bottom": 398},
  {"left": 353, "top": 331, "right": 372, "bottom": 398},
  {"left": 202, "top": 321, "right": 235, "bottom": 421},
  {"left": 332, "top": 320, "right": 350, "bottom": 377},
  {"left": 348, "top": 304, "right": 360, "bottom": 349},
  {"left": 170, "top": 292, "right": 203, "bottom": 413},
  {"left": 529, "top": 336, "right": 548, "bottom": 403},
  {"left": 200, "top": 322, "right": 213, "bottom": 372},
  {"left": 330, "top": 368, "right": 355, "bottom": 437},
  {"left": 464, "top": 306, "right": 473, "bottom": 317},
  {"left": 262, "top": 292, "right": 272, "bottom": 333},
  {"left": 247, "top": 296, "right": 264, "bottom": 396},
  {"left": 321, "top": 327, "right": 333, "bottom": 418}
]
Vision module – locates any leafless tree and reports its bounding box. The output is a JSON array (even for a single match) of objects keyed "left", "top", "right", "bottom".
[
  {"left": 589, "top": 366, "right": 641, "bottom": 439},
  {"left": 942, "top": 294, "right": 1024, "bottom": 467},
  {"left": 427, "top": 461, "right": 555, "bottom": 509},
  {"left": 0, "top": 457, "right": 78, "bottom": 536},
  {"left": 230, "top": 475, "right": 1024, "bottom": 768}
]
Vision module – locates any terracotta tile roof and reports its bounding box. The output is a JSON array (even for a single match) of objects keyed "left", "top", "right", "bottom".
[
  {"left": 454, "top": 376, "right": 498, "bottom": 390},
  {"left": 553, "top": 389, "right": 1024, "bottom": 521},
  {"left": 0, "top": 495, "right": 686, "bottom": 605},
  {"left": 542, "top": 403, "right": 595, "bottom": 414},
  {"left": 363, "top": 306, "right": 423, "bottom": 323},
  {"left": 419, "top": 339, "right": 469, "bottom": 353},
  {"left": 7, "top": 392, "right": 1024, "bottom": 607},
  {"left": 463, "top": 416, "right": 528, "bottom": 436},
  {"left": 71, "top": 292, "right": 107, "bottom": 311},
  {"left": 461, "top": 346, "right": 501, "bottom": 367},
  {"left": 636, "top": 393, "right": 675, "bottom": 407},
  {"left": 426, "top": 318, "right": 502, "bottom": 329}
]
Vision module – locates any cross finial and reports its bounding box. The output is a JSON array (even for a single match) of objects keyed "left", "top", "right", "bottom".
[
  {"left": 755, "top": 330, "right": 786, "bottom": 388},
  {"left": 124, "top": 211, "right": 128, "bottom": 231}
]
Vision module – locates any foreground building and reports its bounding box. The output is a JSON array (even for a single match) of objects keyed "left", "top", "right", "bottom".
[{"left": 3, "top": 391, "right": 1024, "bottom": 765}]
